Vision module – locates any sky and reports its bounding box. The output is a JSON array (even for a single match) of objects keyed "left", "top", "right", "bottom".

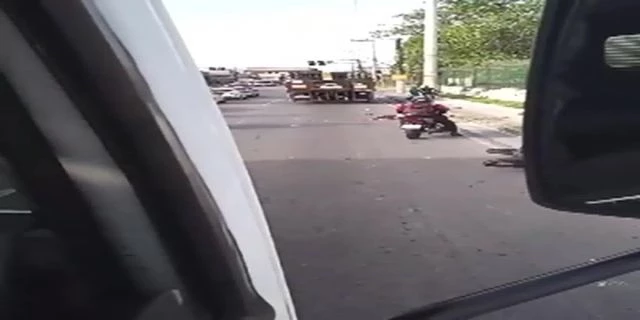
[{"left": 162, "top": 0, "right": 422, "bottom": 69}]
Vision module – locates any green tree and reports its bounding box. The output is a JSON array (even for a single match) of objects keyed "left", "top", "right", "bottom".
[
  {"left": 403, "top": 36, "right": 424, "bottom": 83},
  {"left": 373, "top": 0, "right": 543, "bottom": 78}
]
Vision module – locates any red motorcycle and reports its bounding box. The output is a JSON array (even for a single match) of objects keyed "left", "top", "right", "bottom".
[{"left": 395, "top": 101, "right": 459, "bottom": 139}]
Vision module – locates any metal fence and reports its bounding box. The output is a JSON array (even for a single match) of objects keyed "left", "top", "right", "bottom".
[{"left": 440, "top": 62, "right": 530, "bottom": 89}]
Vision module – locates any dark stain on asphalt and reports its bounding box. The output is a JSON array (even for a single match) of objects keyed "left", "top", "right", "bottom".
[{"left": 468, "top": 179, "right": 486, "bottom": 188}]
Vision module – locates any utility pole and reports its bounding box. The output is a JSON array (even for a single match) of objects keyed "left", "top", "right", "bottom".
[
  {"left": 370, "top": 40, "right": 378, "bottom": 80},
  {"left": 423, "top": 0, "right": 438, "bottom": 87}
]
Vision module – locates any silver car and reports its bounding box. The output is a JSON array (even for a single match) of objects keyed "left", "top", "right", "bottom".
[
  {"left": 209, "top": 89, "right": 227, "bottom": 103},
  {"left": 212, "top": 87, "right": 247, "bottom": 100},
  {"left": 233, "top": 85, "right": 259, "bottom": 98}
]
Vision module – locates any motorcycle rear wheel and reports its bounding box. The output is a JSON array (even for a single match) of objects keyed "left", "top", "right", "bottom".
[{"left": 405, "top": 129, "right": 422, "bottom": 140}]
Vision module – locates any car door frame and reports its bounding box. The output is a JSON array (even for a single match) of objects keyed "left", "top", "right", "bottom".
[{"left": 1, "top": 1, "right": 296, "bottom": 319}]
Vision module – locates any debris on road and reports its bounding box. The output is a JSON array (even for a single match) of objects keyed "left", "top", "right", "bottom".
[{"left": 483, "top": 147, "right": 524, "bottom": 168}]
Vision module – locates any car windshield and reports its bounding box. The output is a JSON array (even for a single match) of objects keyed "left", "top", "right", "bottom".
[{"left": 160, "top": 1, "right": 637, "bottom": 320}]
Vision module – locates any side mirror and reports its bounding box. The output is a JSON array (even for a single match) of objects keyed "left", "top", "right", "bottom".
[{"left": 524, "top": 0, "right": 640, "bottom": 217}]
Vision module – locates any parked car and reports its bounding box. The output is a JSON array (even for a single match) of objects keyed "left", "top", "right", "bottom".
[
  {"left": 209, "top": 88, "right": 227, "bottom": 103},
  {"left": 232, "top": 85, "right": 259, "bottom": 98},
  {"left": 238, "top": 79, "right": 255, "bottom": 86},
  {"left": 213, "top": 93, "right": 226, "bottom": 103},
  {"left": 212, "top": 87, "right": 247, "bottom": 100},
  {"left": 244, "top": 86, "right": 260, "bottom": 97}
]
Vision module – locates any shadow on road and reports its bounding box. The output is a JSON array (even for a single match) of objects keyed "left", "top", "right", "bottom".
[{"left": 459, "top": 127, "right": 517, "bottom": 140}]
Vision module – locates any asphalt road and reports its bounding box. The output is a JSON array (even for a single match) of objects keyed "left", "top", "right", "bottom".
[{"left": 222, "top": 87, "right": 640, "bottom": 320}]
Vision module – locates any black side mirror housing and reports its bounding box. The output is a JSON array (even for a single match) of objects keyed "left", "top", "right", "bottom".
[{"left": 524, "top": 0, "right": 640, "bottom": 217}]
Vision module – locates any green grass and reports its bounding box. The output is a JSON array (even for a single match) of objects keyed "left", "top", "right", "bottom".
[{"left": 442, "top": 93, "right": 524, "bottom": 109}]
